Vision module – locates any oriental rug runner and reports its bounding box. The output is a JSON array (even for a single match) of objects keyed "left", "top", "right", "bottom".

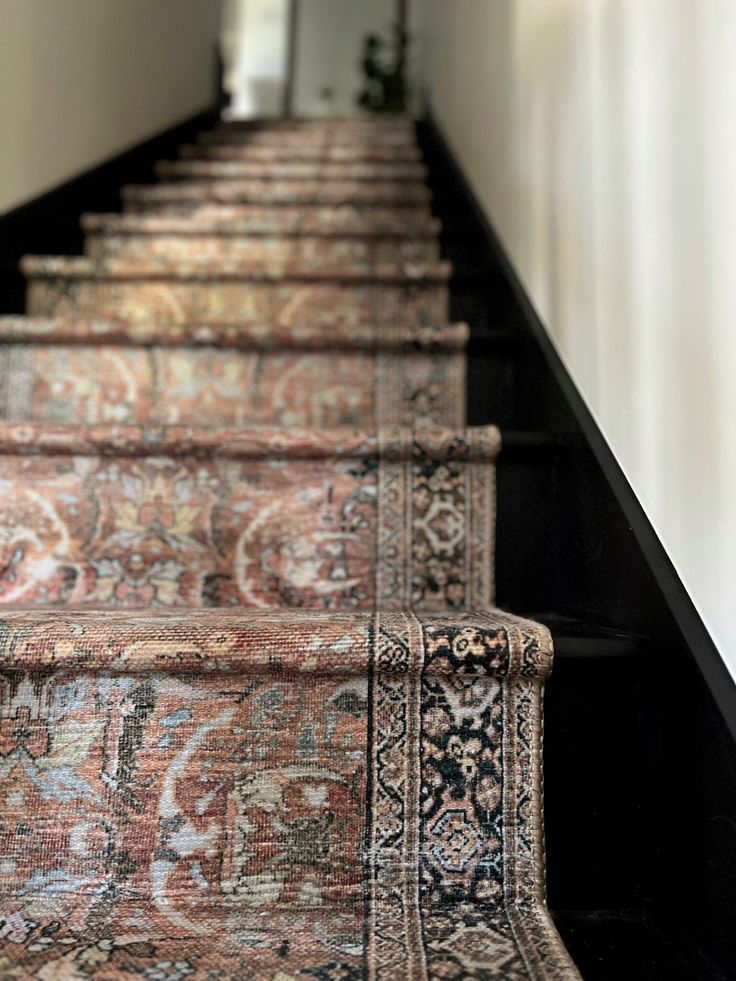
[{"left": 0, "top": 115, "right": 580, "bottom": 978}]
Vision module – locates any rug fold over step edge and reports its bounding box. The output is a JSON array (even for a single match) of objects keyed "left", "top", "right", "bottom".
[
  {"left": 0, "top": 607, "right": 552, "bottom": 679},
  {"left": 0, "top": 317, "right": 468, "bottom": 351},
  {"left": 0, "top": 423, "right": 500, "bottom": 460}
]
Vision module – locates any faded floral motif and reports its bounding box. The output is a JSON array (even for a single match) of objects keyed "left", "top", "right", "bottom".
[
  {"left": 0, "top": 320, "right": 465, "bottom": 429},
  {"left": 0, "top": 424, "right": 497, "bottom": 611},
  {"left": 23, "top": 256, "right": 450, "bottom": 328},
  {"left": 0, "top": 609, "right": 578, "bottom": 979}
]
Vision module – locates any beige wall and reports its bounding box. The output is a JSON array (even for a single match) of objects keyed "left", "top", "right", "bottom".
[
  {"left": 0, "top": 0, "right": 219, "bottom": 214},
  {"left": 421, "top": 0, "right": 736, "bottom": 678}
]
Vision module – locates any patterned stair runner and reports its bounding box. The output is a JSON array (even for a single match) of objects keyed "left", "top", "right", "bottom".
[
  {"left": 0, "top": 318, "right": 466, "bottom": 428},
  {"left": 22, "top": 257, "right": 450, "bottom": 328},
  {"left": 197, "top": 128, "right": 418, "bottom": 148},
  {"left": 0, "top": 607, "right": 576, "bottom": 979},
  {"left": 81, "top": 212, "right": 440, "bottom": 264},
  {"left": 156, "top": 159, "right": 429, "bottom": 182},
  {"left": 120, "top": 179, "right": 432, "bottom": 209},
  {"left": 0, "top": 115, "right": 580, "bottom": 979},
  {"left": 0, "top": 424, "right": 497, "bottom": 611}
]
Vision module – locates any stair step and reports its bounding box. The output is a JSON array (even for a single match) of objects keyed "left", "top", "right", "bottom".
[
  {"left": 0, "top": 423, "right": 498, "bottom": 610},
  {"left": 82, "top": 207, "right": 441, "bottom": 239},
  {"left": 197, "top": 128, "right": 418, "bottom": 148},
  {"left": 552, "top": 911, "right": 712, "bottom": 981},
  {"left": 0, "top": 605, "right": 575, "bottom": 979},
  {"left": 82, "top": 214, "right": 440, "bottom": 265},
  {"left": 22, "top": 256, "right": 451, "bottom": 328},
  {"left": 122, "top": 179, "right": 432, "bottom": 209},
  {"left": 179, "top": 140, "right": 425, "bottom": 162},
  {"left": 216, "top": 116, "right": 416, "bottom": 132},
  {"left": 532, "top": 614, "right": 650, "bottom": 660},
  {"left": 0, "top": 317, "right": 467, "bottom": 429},
  {"left": 156, "top": 158, "right": 429, "bottom": 183}
]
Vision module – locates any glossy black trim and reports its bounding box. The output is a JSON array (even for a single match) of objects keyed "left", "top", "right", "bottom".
[{"left": 418, "top": 111, "right": 736, "bottom": 979}]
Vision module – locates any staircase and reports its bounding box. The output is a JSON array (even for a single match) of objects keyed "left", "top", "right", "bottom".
[{"left": 0, "top": 117, "right": 580, "bottom": 979}]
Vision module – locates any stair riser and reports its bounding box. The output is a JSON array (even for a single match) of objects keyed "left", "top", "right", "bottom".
[
  {"left": 157, "top": 160, "right": 429, "bottom": 182},
  {"left": 0, "top": 427, "right": 497, "bottom": 610},
  {"left": 0, "top": 343, "right": 465, "bottom": 429},
  {"left": 122, "top": 180, "right": 431, "bottom": 209},
  {"left": 82, "top": 207, "right": 440, "bottom": 238},
  {"left": 84, "top": 233, "right": 440, "bottom": 265},
  {"left": 180, "top": 142, "right": 424, "bottom": 162},
  {"left": 0, "top": 608, "right": 560, "bottom": 978},
  {"left": 198, "top": 131, "right": 418, "bottom": 148},
  {"left": 26, "top": 278, "right": 449, "bottom": 328},
  {"left": 467, "top": 349, "right": 518, "bottom": 428}
]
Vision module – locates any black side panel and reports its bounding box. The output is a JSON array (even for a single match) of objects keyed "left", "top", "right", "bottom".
[{"left": 417, "top": 113, "right": 736, "bottom": 979}]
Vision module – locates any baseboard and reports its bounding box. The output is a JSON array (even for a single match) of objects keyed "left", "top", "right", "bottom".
[
  {"left": 417, "top": 110, "right": 736, "bottom": 978},
  {"left": 0, "top": 105, "right": 221, "bottom": 314}
]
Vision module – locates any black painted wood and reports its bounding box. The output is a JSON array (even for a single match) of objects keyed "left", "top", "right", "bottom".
[{"left": 417, "top": 113, "right": 736, "bottom": 979}]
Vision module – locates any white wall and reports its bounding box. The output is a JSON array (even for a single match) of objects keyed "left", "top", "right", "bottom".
[
  {"left": 221, "top": 0, "right": 290, "bottom": 118},
  {"left": 293, "top": 0, "right": 396, "bottom": 116},
  {"left": 421, "top": 0, "right": 736, "bottom": 678},
  {"left": 0, "top": 0, "right": 219, "bottom": 214}
]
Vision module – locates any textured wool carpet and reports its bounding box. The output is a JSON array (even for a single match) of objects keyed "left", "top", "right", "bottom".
[
  {"left": 0, "top": 608, "right": 577, "bottom": 980},
  {"left": 0, "top": 318, "right": 465, "bottom": 428},
  {"left": 0, "top": 116, "right": 580, "bottom": 978},
  {"left": 156, "top": 160, "right": 429, "bottom": 182},
  {"left": 81, "top": 214, "right": 440, "bottom": 265},
  {"left": 121, "top": 180, "right": 432, "bottom": 210},
  {"left": 82, "top": 208, "right": 442, "bottom": 240},
  {"left": 180, "top": 141, "right": 425, "bottom": 162},
  {"left": 23, "top": 257, "right": 450, "bottom": 328}
]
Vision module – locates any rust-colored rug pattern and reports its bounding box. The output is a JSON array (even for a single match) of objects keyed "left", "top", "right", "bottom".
[
  {"left": 0, "top": 319, "right": 465, "bottom": 428},
  {"left": 0, "top": 116, "right": 580, "bottom": 978}
]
